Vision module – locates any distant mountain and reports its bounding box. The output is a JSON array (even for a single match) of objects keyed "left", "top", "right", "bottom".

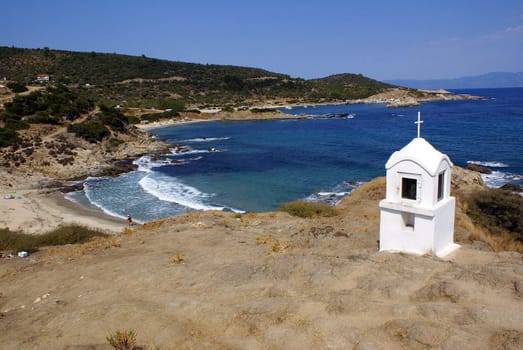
[{"left": 386, "top": 72, "right": 523, "bottom": 89}]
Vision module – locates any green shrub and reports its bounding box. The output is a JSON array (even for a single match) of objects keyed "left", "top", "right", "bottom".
[
  {"left": 0, "top": 127, "right": 19, "bottom": 147},
  {"left": 5, "top": 118, "right": 29, "bottom": 130},
  {"left": 3, "top": 84, "right": 93, "bottom": 120},
  {"left": 26, "top": 111, "right": 61, "bottom": 124},
  {"left": 68, "top": 121, "right": 110, "bottom": 143},
  {"left": 38, "top": 224, "right": 108, "bottom": 246},
  {"left": 6, "top": 82, "right": 28, "bottom": 93},
  {"left": 0, "top": 224, "right": 108, "bottom": 253},
  {"left": 126, "top": 115, "right": 140, "bottom": 124},
  {"left": 467, "top": 188, "right": 523, "bottom": 239},
  {"left": 278, "top": 200, "right": 338, "bottom": 218},
  {"left": 0, "top": 228, "right": 39, "bottom": 253},
  {"left": 98, "top": 104, "right": 129, "bottom": 132},
  {"left": 140, "top": 109, "right": 180, "bottom": 122},
  {"left": 108, "top": 137, "right": 124, "bottom": 150}
]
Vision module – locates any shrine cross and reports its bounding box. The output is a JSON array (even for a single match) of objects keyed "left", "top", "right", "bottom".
[{"left": 415, "top": 111, "right": 424, "bottom": 138}]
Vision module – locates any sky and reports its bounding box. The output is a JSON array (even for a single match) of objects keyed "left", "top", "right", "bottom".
[{"left": 2, "top": 0, "right": 523, "bottom": 81}]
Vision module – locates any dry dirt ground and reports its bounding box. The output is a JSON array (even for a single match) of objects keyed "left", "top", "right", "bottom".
[{"left": 1, "top": 178, "right": 522, "bottom": 350}]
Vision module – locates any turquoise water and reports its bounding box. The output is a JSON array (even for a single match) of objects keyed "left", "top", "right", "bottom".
[{"left": 67, "top": 88, "right": 523, "bottom": 222}]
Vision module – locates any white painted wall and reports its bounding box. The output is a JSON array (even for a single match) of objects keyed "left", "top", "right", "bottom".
[
  {"left": 379, "top": 137, "right": 457, "bottom": 257},
  {"left": 433, "top": 198, "right": 456, "bottom": 255}
]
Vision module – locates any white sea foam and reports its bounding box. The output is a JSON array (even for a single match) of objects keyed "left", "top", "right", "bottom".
[
  {"left": 138, "top": 175, "right": 244, "bottom": 213},
  {"left": 82, "top": 182, "right": 144, "bottom": 223},
  {"left": 169, "top": 147, "right": 219, "bottom": 156},
  {"left": 479, "top": 171, "right": 523, "bottom": 189},
  {"left": 133, "top": 155, "right": 176, "bottom": 172},
  {"left": 317, "top": 192, "right": 350, "bottom": 197},
  {"left": 64, "top": 191, "right": 82, "bottom": 206},
  {"left": 306, "top": 181, "right": 363, "bottom": 204},
  {"left": 181, "top": 137, "right": 231, "bottom": 142},
  {"left": 467, "top": 160, "right": 509, "bottom": 168}
]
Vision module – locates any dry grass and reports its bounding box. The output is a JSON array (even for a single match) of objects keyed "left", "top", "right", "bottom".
[
  {"left": 255, "top": 235, "right": 290, "bottom": 254},
  {"left": 170, "top": 252, "right": 184, "bottom": 264},
  {"left": 465, "top": 188, "right": 523, "bottom": 252},
  {"left": 278, "top": 200, "right": 338, "bottom": 218},
  {"left": 106, "top": 329, "right": 137, "bottom": 350},
  {"left": 0, "top": 224, "right": 109, "bottom": 253}
]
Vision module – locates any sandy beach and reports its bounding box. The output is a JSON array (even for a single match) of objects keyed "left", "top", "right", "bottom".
[{"left": 0, "top": 170, "right": 127, "bottom": 234}]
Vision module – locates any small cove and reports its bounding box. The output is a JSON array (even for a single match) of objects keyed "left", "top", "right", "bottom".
[{"left": 67, "top": 88, "right": 523, "bottom": 222}]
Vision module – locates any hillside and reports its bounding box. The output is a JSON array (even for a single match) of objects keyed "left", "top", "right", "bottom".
[{"left": 0, "top": 47, "right": 393, "bottom": 106}]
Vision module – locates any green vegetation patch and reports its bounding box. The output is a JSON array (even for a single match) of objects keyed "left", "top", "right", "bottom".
[
  {"left": 0, "top": 127, "right": 19, "bottom": 147},
  {"left": 0, "top": 224, "right": 109, "bottom": 253},
  {"left": 278, "top": 200, "right": 338, "bottom": 218},
  {"left": 97, "top": 104, "right": 130, "bottom": 132},
  {"left": 4, "top": 84, "right": 93, "bottom": 121},
  {"left": 0, "top": 47, "right": 395, "bottom": 107},
  {"left": 466, "top": 188, "right": 523, "bottom": 240},
  {"left": 6, "top": 82, "right": 28, "bottom": 93},
  {"left": 67, "top": 121, "right": 110, "bottom": 143}
]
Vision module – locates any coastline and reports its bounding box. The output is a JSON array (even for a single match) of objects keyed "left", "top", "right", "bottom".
[
  {"left": 0, "top": 89, "right": 489, "bottom": 235},
  {"left": 0, "top": 185, "right": 127, "bottom": 235}
]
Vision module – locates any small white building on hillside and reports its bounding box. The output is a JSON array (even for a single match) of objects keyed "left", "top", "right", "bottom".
[
  {"left": 379, "top": 113, "right": 459, "bottom": 257},
  {"left": 36, "top": 74, "right": 50, "bottom": 82}
]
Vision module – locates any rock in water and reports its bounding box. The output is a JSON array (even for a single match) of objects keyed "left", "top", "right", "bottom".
[{"left": 466, "top": 163, "right": 492, "bottom": 174}]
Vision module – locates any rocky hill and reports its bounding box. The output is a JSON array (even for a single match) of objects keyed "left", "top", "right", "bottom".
[{"left": 0, "top": 47, "right": 393, "bottom": 106}]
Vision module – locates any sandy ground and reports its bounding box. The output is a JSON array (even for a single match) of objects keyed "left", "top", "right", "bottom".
[
  {"left": 0, "top": 170, "right": 127, "bottom": 234},
  {"left": 0, "top": 189, "right": 127, "bottom": 235},
  {"left": 0, "top": 178, "right": 522, "bottom": 349}
]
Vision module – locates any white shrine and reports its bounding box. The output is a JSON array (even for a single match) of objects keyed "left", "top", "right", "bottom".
[{"left": 378, "top": 112, "right": 459, "bottom": 257}]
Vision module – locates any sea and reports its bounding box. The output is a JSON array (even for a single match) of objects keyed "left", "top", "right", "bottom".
[{"left": 66, "top": 88, "right": 523, "bottom": 223}]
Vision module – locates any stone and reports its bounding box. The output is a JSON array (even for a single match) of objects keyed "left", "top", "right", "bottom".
[{"left": 466, "top": 163, "right": 492, "bottom": 174}]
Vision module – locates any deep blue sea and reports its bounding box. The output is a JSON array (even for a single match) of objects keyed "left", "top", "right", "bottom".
[{"left": 67, "top": 88, "right": 523, "bottom": 222}]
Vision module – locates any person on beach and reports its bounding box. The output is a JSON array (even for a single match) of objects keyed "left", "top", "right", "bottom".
[{"left": 127, "top": 215, "right": 133, "bottom": 226}]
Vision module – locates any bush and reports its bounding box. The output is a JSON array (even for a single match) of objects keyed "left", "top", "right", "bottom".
[
  {"left": 68, "top": 121, "right": 110, "bottom": 143},
  {"left": 108, "top": 137, "right": 124, "bottom": 150},
  {"left": 467, "top": 188, "right": 523, "bottom": 239},
  {"left": 140, "top": 109, "right": 180, "bottom": 122},
  {"left": 5, "top": 118, "right": 30, "bottom": 130},
  {"left": 106, "top": 329, "right": 137, "bottom": 350},
  {"left": 6, "top": 82, "right": 28, "bottom": 93},
  {"left": 0, "top": 228, "right": 39, "bottom": 253},
  {"left": 278, "top": 200, "right": 338, "bottom": 218},
  {"left": 38, "top": 224, "right": 108, "bottom": 246},
  {"left": 3, "top": 85, "right": 93, "bottom": 120},
  {"left": 98, "top": 104, "right": 129, "bottom": 132},
  {"left": 0, "top": 224, "right": 108, "bottom": 253},
  {"left": 26, "top": 111, "right": 61, "bottom": 124},
  {"left": 0, "top": 127, "right": 19, "bottom": 147}
]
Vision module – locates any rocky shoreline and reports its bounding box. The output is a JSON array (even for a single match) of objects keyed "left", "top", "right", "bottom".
[
  {"left": 351, "top": 87, "right": 484, "bottom": 108},
  {"left": 0, "top": 87, "right": 488, "bottom": 234}
]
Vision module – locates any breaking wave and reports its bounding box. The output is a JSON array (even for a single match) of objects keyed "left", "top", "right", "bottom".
[
  {"left": 305, "top": 181, "right": 364, "bottom": 205},
  {"left": 138, "top": 174, "right": 244, "bottom": 213},
  {"left": 181, "top": 137, "right": 231, "bottom": 142},
  {"left": 467, "top": 160, "right": 509, "bottom": 168},
  {"left": 133, "top": 155, "right": 181, "bottom": 173}
]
